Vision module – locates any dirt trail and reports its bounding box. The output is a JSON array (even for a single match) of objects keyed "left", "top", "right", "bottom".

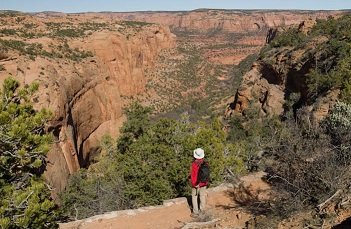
[{"left": 60, "top": 172, "right": 269, "bottom": 229}]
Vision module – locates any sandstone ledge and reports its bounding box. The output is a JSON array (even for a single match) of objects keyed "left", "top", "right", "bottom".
[{"left": 59, "top": 183, "right": 236, "bottom": 229}]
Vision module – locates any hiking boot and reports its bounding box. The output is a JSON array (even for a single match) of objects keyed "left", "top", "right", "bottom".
[{"left": 190, "top": 212, "right": 199, "bottom": 218}]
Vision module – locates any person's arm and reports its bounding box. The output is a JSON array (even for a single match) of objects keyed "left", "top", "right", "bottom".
[
  {"left": 188, "top": 164, "right": 192, "bottom": 182},
  {"left": 191, "top": 162, "right": 199, "bottom": 187}
]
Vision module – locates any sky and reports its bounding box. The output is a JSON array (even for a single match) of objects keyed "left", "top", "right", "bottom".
[{"left": 1, "top": 0, "right": 351, "bottom": 13}]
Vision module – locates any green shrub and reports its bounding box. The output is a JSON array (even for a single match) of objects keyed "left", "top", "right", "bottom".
[
  {"left": 54, "top": 29, "right": 84, "bottom": 38},
  {"left": 0, "top": 38, "right": 93, "bottom": 61},
  {"left": 270, "top": 27, "right": 306, "bottom": 48},
  {"left": 323, "top": 102, "right": 351, "bottom": 144},
  {"left": 0, "top": 39, "right": 44, "bottom": 59},
  {"left": 61, "top": 103, "right": 243, "bottom": 219},
  {"left": 0, "top": 29, "right": 17, "bottom": 36},
  {"left": 310, "top": 15, "right": 351, "bottom": 39},
  {"left": 260, "top": 15, "right": 351, "bottom": 103},
  {"left": 120, "top": 21, "right": 152, "bottom": 28},
  {"left": 307, "top": 54, "right": 351, "bottom": 102},
  {"left": 23, "top": 23, "right": 37, "bottom": 29},
  {"left": 0, "top": 77, "right": 59, "bottom": 228}
]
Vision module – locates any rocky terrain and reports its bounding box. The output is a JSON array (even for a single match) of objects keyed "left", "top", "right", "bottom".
[
  {"left": 0, "top": 9, "right": 346, "bottom": 195},
  {"left": 2, "top": 8, "right": 351, "bottom": 229},
  {"left": 0, "top": 11, "right": 175, "bottom": 194},
  {"left": 227, "top": 19, "right": 340, "bottom": 123}
]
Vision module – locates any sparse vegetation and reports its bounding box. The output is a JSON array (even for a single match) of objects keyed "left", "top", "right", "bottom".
[
  {"left": 0, "top": 11, "right": 22, "bottom": 18},
  {"left": 119, "top": 20, "right": 152, "bottom": 28},
  {"left": 143, "top": 39, "right": 244, "bottom": 118},
  {"left": 54, "top": 28, "right": 85, "bottom": 38},
  {"left": 0, "top": 38, "right": 92, "bottom": 61},
  {"left": 3, "top": 9, "right": 350, "bottom": 228},
  {"left": 0, "top": 39, "right": 44, "bottom": 60}
]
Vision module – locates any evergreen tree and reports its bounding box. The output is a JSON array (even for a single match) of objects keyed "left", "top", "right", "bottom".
[{"left": 0, "top": 77, "right": 59, "bottom": 228}]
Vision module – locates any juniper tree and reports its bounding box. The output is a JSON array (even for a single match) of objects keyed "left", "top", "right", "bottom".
[{"left": 0, "top": 77, "right": 59, "bottom": 228}]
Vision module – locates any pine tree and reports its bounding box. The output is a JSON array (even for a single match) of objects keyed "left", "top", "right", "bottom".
[{"left": 0, "top": 77, "right": 59, "bottom": 228}]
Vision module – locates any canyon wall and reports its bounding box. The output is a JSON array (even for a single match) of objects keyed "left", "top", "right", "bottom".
[
  {"left": 47, "top": 26, "right": 175, "bottom": 193},
  {"left": 108, "top": 10, "right": 343, "bottom": 34},
  {"left": 0, "top": 14, "right": 175, "bottom": 193}
]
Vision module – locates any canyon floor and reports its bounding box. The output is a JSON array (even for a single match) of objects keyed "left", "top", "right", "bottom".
[{"left": 60, "top": 172, "right": 270, "bottom": 229}]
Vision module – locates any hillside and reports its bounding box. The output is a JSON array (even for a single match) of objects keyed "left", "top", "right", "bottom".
[
  {"left": 229, "top": 14, "right": 351, "bottom": 122},
  {"left": 120, "top": 10, "right": 345, "bottom": 118},
  {"left": 225, "top": 14, "right": 351, "bottom": 228}
]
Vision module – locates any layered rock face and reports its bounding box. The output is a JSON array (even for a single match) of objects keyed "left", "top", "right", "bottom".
[
  {"left": 0, "top": 14, "right": 175, "bottom": 193},
  {"left": 49, "top": 27, "right": 174, "bottom": 193},
  {"left": 108, "top": 10, "right": 343, "bottom": 72},
  {"left": 111, "top": 10, "right": 342, "bottom": 34}
]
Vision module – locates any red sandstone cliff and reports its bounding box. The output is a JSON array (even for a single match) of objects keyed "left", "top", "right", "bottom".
[
  {"left": 108, "top": 10, "right": 343, "bottom": 34},
  {"left": 0, "top": 14, "right": 175, "bottom": 193}
]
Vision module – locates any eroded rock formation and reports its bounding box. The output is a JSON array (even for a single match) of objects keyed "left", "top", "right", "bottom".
[
  {"left": 0, "top": 13, "right": 175, "bottom": 193},
  {"left": 46, "top": 26, "right": 174, "bottom": 193},
  {"left": 228, "top": 24, "right": 340, "bottom": 124}
]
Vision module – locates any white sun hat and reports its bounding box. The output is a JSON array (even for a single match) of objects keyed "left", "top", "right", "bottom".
[{"left": 193, "top": 148, "right": 205, "bottom": 159}]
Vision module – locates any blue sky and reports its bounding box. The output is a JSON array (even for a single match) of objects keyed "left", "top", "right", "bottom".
[{"left": 1, "top": 0, "right": 351, "bottom": 13}]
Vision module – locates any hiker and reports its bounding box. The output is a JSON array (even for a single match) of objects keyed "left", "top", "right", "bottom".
[{"left": 189, "top": 148, "right": 210, "bottom": 217}]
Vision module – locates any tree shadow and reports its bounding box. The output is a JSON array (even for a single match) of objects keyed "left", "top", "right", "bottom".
[
  {"left": 332, "top": 217, "right": 351, "bottom": 229},
  {"left": 215, "top": 183, "right": 272, "bottom": 216}
]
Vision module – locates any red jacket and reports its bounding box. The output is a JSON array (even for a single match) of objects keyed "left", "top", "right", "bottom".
[{"left": 190, "top": 159, "right": 209, "bottom": 188}]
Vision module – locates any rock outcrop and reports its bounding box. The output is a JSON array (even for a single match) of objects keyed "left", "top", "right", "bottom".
[
  {"left": 46, "top": 26, "right": 174, "bottom": 193},
  {"left": 228, "top": 23, "right": 340, "bottom": 123},
  {"left": 231, "top": 63, "right": 286, "bottom": 116}
]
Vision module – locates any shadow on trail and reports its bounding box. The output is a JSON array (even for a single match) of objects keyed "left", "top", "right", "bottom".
[
  {"left": 332, "top": 217, "right": 351, "bottom": 229},
  {"left": 215, "top": 184, "right": 272, "bottom": 216}
]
